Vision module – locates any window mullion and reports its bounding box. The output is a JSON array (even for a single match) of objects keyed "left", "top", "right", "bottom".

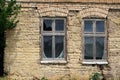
[
  {"left": 42, "top": 36, "right": 44, "bottom": 59},
  {"left": 41, "top": 19, "right": 43, "bottom": 34},
  {"left": 41, "top": 19, "right": 43, "bottom": 59},
  {"left": 93, "top": 21, "right": 96, "bottom": 60},
  {"left": 53, "top": 36, "right": 55, "bottom": 59},
  {"left": 104, "top": 37, "right": 106, "bottom": 59},
  {"left": 53, "top": 19, "right": 55, "bottom": 33},
  {"left": 94, "top": 36, "right": 96, "bottom": 60},
  {"left": 82, "top": 20, "right": 85, "bottom": 60},
  {"left": 53, "top": 19, "right": 55, "bottom": 59},
  {"left": 104, "top": 20, "right": 107, "bottom": 59},
  {"left": 64, "top": 36, "right": 65, "bottom": 59}
]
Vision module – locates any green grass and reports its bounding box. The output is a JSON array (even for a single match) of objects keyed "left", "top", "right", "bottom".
[{"left": 0, "top": 77, "right": 7, "bottom": 80}]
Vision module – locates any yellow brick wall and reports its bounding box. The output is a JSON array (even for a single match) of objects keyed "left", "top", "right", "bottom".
[{"left": 4, "top": 2, "right": 120, "bottom": 80}]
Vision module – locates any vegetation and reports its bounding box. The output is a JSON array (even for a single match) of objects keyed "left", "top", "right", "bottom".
[
  {"left": 40, "top": 77, "right": 48, "bottom": 80},
  {"left": 0, "top": 75, "right": 7, "bottom": 80},
  {"left": 89, "top": 72, "right": 100, "bottom": 80},
  {"left": 0, "top": 0, "right": 20, "bottom": 76}
]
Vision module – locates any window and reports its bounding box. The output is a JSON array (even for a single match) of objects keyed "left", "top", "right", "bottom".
[
  {"left": 82, "top": 19, "right": 108, "bottom": 64},
  {"left": 41, "top": 18, "right": 66, "bottom": 63}
]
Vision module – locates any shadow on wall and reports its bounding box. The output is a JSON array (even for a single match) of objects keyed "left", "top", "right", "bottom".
[
  {"left": 0, "top": 33, "right": 5, "bottom": 76},
  {"left": 4, "top": 27, "right": 21, "bottom": 76}
]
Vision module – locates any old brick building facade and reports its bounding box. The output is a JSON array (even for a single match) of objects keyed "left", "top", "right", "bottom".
[{"left": 4, "top": 0, "right": 120, "bottom": 80}]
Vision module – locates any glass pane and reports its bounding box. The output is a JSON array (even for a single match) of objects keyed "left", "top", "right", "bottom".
[
  {"left": 84, "top": 21, "right": 93, "bottom": 32},
  {"left": 96, "top": 21, "right": 105, "bottom": 32},
  {"left": 43, "top": 19, "right": 52, "bottom": 31},
  {"left": 55, "top": 36, "right": 64, "bottom": 58},
  {"left": 96, "top": 37, "right": 105, "bottom": 59},
  {"left": 43, "top": 36, "right": 52, "bottom": 58},
  {"left": 84, "top": 37, "right": 94, "bottom": 59},
  {"left": 55, "top": 20, "right": 64, "bottom": 31}
]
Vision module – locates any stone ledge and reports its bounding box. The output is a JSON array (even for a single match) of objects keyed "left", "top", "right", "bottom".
[
  {"left": 40, "top": 60, "right": 67, "bottom": 64},
  {"left": 82, "top": 61, "right": 108, "bottom": 64}
]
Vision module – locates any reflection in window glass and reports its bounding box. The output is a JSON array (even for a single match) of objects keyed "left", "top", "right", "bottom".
[
  {"left": 96, "top": 21, "right": 104, "bottom": 32},
  {"left": 55, "top": 36, "right": 64, "bottom": 58},
  {"left": 43, "top": 36, "right": 52, "bottom": 58},
  {"left": 96, "top": 37, "right": 105, "bottom": 59},
  {"left": 55, "top": 20, "right": 64, "bottom": 31},
  {"left": 84, "top": 21, "right": 93, "bottom": 32},
  {"left": 43, "top": 20, "right": 52, "bottom": 31},
  {"left": 84, "top": 37, "right": 94, "bottom": 59}
]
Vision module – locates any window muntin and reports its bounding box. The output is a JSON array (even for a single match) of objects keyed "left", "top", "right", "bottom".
[
  {"left": 42, "top": 18, "right": 66, "bottom": 61},
  {"left": 83, "top": 19, "right": 107, "bottom": 64}
]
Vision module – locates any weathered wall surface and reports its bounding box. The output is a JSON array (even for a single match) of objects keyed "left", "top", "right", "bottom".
[
  {"left": 107, "top": 10, "right": 120, "bottom": 79},
  {"left": 16, "top": 0, "right": 120, "bottom": 3},
  {"left": 4, "top": 2, "right": 120, "bottom": 80}
]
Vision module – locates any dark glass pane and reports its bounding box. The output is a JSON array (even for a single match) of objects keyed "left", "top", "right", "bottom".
[
  {"left": 43, "top": 19, "right": 52, "bottom": 31},
  {"left": 55, "top": 20, "right": 64, "bottom": 31},
  {"left": 96, "top": 37, "right": 105, "bottom": 59},
  {"left": 84, "top": 21, "right": 93, "bottom": 32},
  {"left": 43, "top": 36, "right": 52, "bottom": 58},
  {"left": 96, "top": 21, "right": 105, "bottom": 32},
  {"left": 55, "top": 36, "right": 64, "bottom": 58},
  {"left": 84, "top": 37, "right": 94, "bottom": 59}
]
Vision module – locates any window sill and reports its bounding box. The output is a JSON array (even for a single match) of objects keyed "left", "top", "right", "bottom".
[
  {"left": 40, "top": 60, "right": 67, "bottom": 64},
  {"left": 82, "top": 61, "right": 108, "bottom": 64}
]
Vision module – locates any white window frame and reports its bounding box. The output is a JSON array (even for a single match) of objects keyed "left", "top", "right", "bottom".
[
  {"left": 41, "top": 18, "right": 66, "bottom": 63},
  {"left": 82, "top": 19, "right": 108, "bottom": 64}
]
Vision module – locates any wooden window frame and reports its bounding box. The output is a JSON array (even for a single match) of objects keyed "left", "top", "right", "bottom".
[
  {"left": 82, "top": 19, "right": 108, "bottom": 64},
  {"left": 41, "top": 18, "right": 67, "bottom": 63}
]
